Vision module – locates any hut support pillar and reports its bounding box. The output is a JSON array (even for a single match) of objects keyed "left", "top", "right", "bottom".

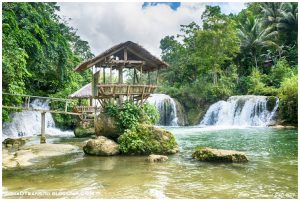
[{"left": 40, "top": 112, "right": 46, "bottom": 144}]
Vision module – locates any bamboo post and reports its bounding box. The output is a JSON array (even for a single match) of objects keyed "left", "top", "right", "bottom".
[
  {"left": 148, "top": 72, "right": 150, "bottom": 85},
  {"left": 110, "top": 64, "right": 112, "bottom": 84},
  {"left": 40, "top": 112, "right": 46, "bottom": 144},
  {"left": 156, "top": 68, "right": 159, "bottom": 84},
  {"left": 103, "top": 67, "right": 106, "bottom": 84},
  {"left": 140, "top": 65, "right": 143, "bottom": 84}
]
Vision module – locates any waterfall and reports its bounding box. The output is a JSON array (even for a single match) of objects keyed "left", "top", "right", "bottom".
[
  {"left": 200, "top": 95, "right": 279, "bottom": 127},
  {"left": 2, "top": 99, "right": 74, "bottom": 140},
  {"left": 147, "top": 94, "right": 178, "bottom": 126}
]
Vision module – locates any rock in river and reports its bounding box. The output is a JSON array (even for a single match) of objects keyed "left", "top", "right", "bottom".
[
  {"left": 83, "top": 136, "right": 119, "bottom": 156},
  {"left": 192, "top": 147, "right": 248, "bottom": 163},
  {"left": 146, "top": 154, "right": 168, "bottom": 162}
]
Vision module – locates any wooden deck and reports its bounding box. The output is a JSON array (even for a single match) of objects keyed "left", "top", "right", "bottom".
[{"left": 96, "top": 84, "right": 157, "bottom": 98}]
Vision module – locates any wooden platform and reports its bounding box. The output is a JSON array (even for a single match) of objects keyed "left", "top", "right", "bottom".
[{"left": 96, "top": 84, "right": 157, "bottom": 98}]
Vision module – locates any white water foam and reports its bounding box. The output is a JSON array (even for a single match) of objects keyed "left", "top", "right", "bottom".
[
  {"left": 200, "top": 96, "right": 279, "bottom": 127},
  {"left": 2, "top": 99, "right": 74, "bottom": 140},
  {"left": 147, "top": 94, "right": 178, "bottom": 126}
]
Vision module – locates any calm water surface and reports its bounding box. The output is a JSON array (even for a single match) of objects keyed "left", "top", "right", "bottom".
[{"left": 2, "top": 127, "right": 298, "bottom": 199}]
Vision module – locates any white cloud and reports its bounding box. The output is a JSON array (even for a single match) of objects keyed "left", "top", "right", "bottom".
[{"left": 58, "top": 2, "right": 206, "bottom": 58}]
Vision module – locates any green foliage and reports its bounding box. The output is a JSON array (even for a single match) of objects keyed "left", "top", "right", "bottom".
[
  {"left": 118, "top": 124, "right": 178, "bottom": 155},
  {"left": 159, "top": 3, "right": 298, "bottom": 124},
  {"left": 278, "top": 74, "right": 298, "bottom": 124},
  {"left": 104, "top": 101, "right": 159, "bottom": 132},
  {"left": 142, "top": 103, "right": 160, "bottom": 125},
  {"left": 2, "top": 2, "right": 93, "bottom": 127}
]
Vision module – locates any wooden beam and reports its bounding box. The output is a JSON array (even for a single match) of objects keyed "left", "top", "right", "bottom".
[{"left": 40, "top": 112, "right": 46, "bottom": 144}]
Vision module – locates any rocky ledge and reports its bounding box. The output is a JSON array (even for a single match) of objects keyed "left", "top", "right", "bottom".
[
  {"left": 3, "top": 143, "right": 80, "bottom": 169},
  {"left": 192, "top": 147, "right": 248, "bottom": 163}
]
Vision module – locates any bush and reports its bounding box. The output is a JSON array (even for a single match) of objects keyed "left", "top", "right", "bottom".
[
  {"left": 278, "top": 74, "right": 298, "bottom": 124},
  {"left": 104, "top": 101, "right": 159, "bottom": 132},
  {"left": 118, "top": 123, "right": 178, "bottom": 155}
]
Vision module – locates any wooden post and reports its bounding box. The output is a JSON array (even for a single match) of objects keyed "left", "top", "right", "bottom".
[
  {"left": 110, "top": 64, "right": 112, "bottom": 84},
  {"left": 140, "top": 65, "right": 143, "bottom": 84},
  {"left": 103, "top": 67, "right": 106, "bottom": 84},
  {"left": 148, "top": 72, "right": 150, "bottom": 85},
  {"left": 156, "top": 68, "right": 159, "bottom": 84},
  {"left": 89, "top": 97, "right": 93, "bottom": 106},
  {"left": 40, "top": 112, "right": 46, "bottom": 144},
  {"left": 133, "top": 68, "right": 136, "bottom": 84}
]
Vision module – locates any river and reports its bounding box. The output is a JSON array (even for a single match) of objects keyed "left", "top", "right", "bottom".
[{"left": 2, "top": 126, "right": 297, "bottom": 199}]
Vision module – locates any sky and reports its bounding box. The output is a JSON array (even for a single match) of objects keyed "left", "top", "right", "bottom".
[{"left": 58, "top": 2, "right": 246, "bottom": 58}]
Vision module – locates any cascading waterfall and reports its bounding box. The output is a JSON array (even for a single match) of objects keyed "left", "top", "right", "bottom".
[
  {"left": 200, "top": 95, "right": 279, "bottom": 127},
  {"left": 2, "top": 99, "right": 74, "bottom": 140},
  {"left": 147, "top": 94, "right": 178, "bottom": 126}
]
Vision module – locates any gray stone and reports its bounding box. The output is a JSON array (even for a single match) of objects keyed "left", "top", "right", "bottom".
[
  {"left": 83, "top": 136, "right": 119, "bottom": 156},
  {"left": 146, "top": 154, "right": 168, "bottom": 162}
]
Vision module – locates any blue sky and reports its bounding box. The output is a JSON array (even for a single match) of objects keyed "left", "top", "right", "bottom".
[{"left": 142, "top": 2, "right": 245, "bottom": 14}]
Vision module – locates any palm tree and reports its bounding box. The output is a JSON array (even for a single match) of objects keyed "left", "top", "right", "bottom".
[
  {"left": 260, "top": 2, "right": 283, "bottom": 29},
  {"left": 238, "top": 15, "right": 278, "bottom": 68},
  {"left": 277, "top": 2, "right": 298, "bottom": 45}
]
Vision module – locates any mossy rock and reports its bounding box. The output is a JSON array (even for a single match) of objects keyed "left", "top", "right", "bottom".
[
  {"left": 74, "top": 127, "right": 95, "bottom": 138},
  {"left": 266, "top": 96, "right": 278, "bottom": 111},
  {"left": 192, "top": 147, "right": 248, "bottom": 163},
  {"left": 95, "top": 113, "right": 120, "bottom": 140},
  {"left": 3, "top": 138, "right": 27, "bottom": 148},
  {"left": 118, "top": 124, "right": 179, "bottom": 155},
  {"left": 83, "top": 136, "right": 119, "bottom": 156}
]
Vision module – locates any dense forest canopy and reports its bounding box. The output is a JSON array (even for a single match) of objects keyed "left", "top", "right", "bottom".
[
  {"left": 159, "top": 2, "right": 298, "bottom": 125},
  {"left": 2, "top": 2, "right": 298, "bottom": 127},
  {"left": 2, "top": 2, "right": 94, "bottom": 126}
]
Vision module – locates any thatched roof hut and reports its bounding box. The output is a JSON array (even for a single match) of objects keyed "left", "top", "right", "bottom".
[
  {"left": 74, "top": 41, "right": 168, "bottom": 72},
  {"left": 69, "top": 83, "right": 92, "bottom": 99}
]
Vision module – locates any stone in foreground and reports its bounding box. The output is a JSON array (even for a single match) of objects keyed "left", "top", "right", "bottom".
[
  {"left": 83, "top": 136, "right": 119, "bottom": 156},
  {"left": 146, "top": 154, "right": 168, "bottom": 162},
  {"left": 192, "top": 147, "right": 248, "bottom": 163}
]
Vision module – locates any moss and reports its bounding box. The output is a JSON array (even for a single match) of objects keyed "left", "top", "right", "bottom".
[
  {"left": 74, "top": 127, "right": 95, "bottom": 138},
  {"left": 192, "top": 147, "right": 248, "bottom": 163},
  {"left": 118, "top": 124, "right": 178, "bottom": 155},
  {"left": 266, "top": 96, "right": 277, "bottom": 111}
]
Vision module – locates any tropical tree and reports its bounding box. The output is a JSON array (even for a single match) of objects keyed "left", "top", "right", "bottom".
[{"left": 237, "top": 14, "right": 278, "bottom": 68}]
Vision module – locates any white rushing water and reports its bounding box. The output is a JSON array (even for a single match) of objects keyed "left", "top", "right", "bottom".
[
  {"left": 200, "top": 95, "right": 279, "bottom": 127},
  {"left": 147, "top": 94, "right": 178, "bottom": 126},
  {"left": 2, "top": 99, "right": 74, "bottom": 140}
]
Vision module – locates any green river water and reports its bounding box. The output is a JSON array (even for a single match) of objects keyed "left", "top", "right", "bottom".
[{"left": 2, "top": 127, "right": 298, "bottom": 199}]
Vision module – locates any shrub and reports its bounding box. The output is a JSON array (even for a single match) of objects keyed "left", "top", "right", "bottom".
[
  {"left": 104, "top": 101, "right": 159, "bottom": 132},
  {"left": 278, "top": 74, "right": 298, "bottom": 124},
  {"left": 118, "top": 123, "right": 178, "bottom": 155}
]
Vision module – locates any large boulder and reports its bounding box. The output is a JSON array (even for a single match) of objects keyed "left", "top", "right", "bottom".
[
  {"left": 192, "top": 147, "right": 248, "bottom": 163},
  {"left": 74, "top": 126, "right": 95, "bottom": 138},
  {"left": 174, "top": 99, "right": 188, "bottom": 126},
  {"left": 83, "top": 136, "right": 119, "bottom": 156},
  {"left": 94, "top": 113, "right": 120, "bottom": 140},
  {"left": 118, "top": 124, "right": 179, "bottom": 155}
]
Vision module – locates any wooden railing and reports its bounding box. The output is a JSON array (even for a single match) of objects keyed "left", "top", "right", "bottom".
[
  {"left": 73, "top": 106, "right": 96, "bottom": 114},
  {"left": 96, "top": 84, "right": 157, "bottom": 98},
  {"left": 2, "top": 93, "right": 81, "bottom": 115}
]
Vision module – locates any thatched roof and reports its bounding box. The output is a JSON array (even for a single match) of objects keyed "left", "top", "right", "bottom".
[
  {"left": 74, "top": 41, "right": 168, "bottom": 72},
  {"left": 69, "top": 83, "right": 92, "bottom": 99}
]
